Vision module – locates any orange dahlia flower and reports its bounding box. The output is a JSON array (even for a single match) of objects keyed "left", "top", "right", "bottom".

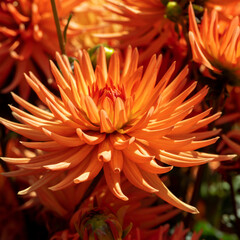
[
  {"left": 146, "top": 222, "right": 201, "bottom": 240},
  {"left": 1, "top": 46, "right": 234, "bottom": 214},
  {"left": 69, "top": 0, "right": 119, "bottom": 50},
  {"left": 189, "top": 3, "right": 240, "bottom": 75},
  {"left": 217, "top": 131, "right": 240, "bottom": 156},
  {"left": 95, "top": 0, "right": 186, "bottom": 65},
  {"left": 50, "top": 179, "right": 179, "bottom": 240},
  {"left": 206, "top": 0, "right": 240, "bottom": 19},
  {"left": 215, "top": 86, "right": 240, "bottom": 125},
  {"left": 50, "top": 222, "right": 202, "bottom": 240},
  {"left": 0, "top": 0, "right": 82, "bottom": 97}
]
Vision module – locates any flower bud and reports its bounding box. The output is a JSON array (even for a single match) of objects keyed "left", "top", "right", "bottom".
[
  {"left": 88, "top": 45, "right": 114, "bottom": 69},
  {"left": 76, "top": 208, "right": 122, "bottom": 240},
  {"left": 165, "top": 1, "right": 182, "bottom": 22}
]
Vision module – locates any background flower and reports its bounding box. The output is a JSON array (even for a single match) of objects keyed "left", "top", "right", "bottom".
[
  {"left": 94, "top": 0, "right": 187, "bottom": 65},
  {"left": 0, "top": 0, "right": 83, "bottom": 98},
  {"left": 189, "top": 2, "right": 240, "bottom": 80}
]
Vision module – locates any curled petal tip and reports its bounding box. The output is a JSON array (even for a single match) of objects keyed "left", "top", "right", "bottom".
[
  {"left": 18, "top": 187, "right": 30, "bottom": 195},
  {"left": 121, "top": 196, "right": 129, "bottom": 201},
  {"left": 228, "top": 154, "right": 237, "bottom": 159},
  {"left": 192, "top": 207, "right": 200, "bottom": 215}
]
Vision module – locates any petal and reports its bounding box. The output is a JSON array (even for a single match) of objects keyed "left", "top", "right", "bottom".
[
  {"left": 109, "top": 149, "right": 123, "bottom": 173},
  {"left": 98, "top": 139, "right": 112, "bottom": 162},
  {"left": 123, "top": 159, "right": 158, "bottom": 193},
  {"left": 74, "top": 149, "right": 103, "bottom": 183},
  {"left": 138, "top": 160, "right": 173, "bottom": 174},
  {"left": 18, "top": 172, "right": 61, "bottom": 195},
  {"left": 42, "top": 128, "right": 85, "bottom": 147},
  {"left": 140, "top": 170, "right": 199, "bottom": 214},
  {"left": 122, "top": 142, "right": 155, "bottom": 163},
  {"left": 109, "top": 133, "right": 135, "bottom": 150},
  {"left": 99, "top": 109, "right": 115, "bottom": 133},
  {"left": 76, "top": 128, "right": 106, "bottom": 145},
  {"left": 103, "top": 163, "right": 128, "bottom": 201},
  {"left": 44, "top": 145, "right": 94, "bottom": 171}
]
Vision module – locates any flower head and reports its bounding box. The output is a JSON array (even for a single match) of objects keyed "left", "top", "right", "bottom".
[
  {"left": 69, "top": 0, "right": 119, "bottom": 50},
  {"left": 94, "top": 0, "right": 187, "bottom": 65},
  {"left": 206, "top": 0, "right": 240, "bottom": 19},
  {"left": 50, "top": 178, "right": 180, "bottom": 240},
  {"left": 146, "top": 222, "right": 202, "bottom": 240},
  {"left": 1, "top": 46, "right": 234, "bottom": 214},
  {"left": 189, "top": 2, "right": 240, "bottom": 80},
  {"left": 0, "top": 0, "right": 82, "bottom": 97}
]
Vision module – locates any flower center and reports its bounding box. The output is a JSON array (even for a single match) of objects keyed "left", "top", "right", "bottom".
[{"left": 98, "top": 85, "right": 124, "bottom": 103}]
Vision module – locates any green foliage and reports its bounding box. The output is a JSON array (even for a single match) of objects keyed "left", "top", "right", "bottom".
[{"left": 194, "top": 221, "right": 238, "bottom": 240}]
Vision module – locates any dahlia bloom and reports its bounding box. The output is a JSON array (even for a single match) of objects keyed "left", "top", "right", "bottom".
[
  {"left": 69, "top": 0, "right": 119, "bottom": 50},
  {"left": 1, "top": 46, "right": 234, "bottom": 214},
  {"left": 51, "top": 179, "right": 180, "bottom": 240},
  {"left": 189, "top": 3, "right": 240, "bottom": 75},
  {"left": 217, "top": 131, "right": 240, "bottom": 156},
  {"left": 215, "top": 87, "right": 240, "bottom": 125},
  {"left": 206, "top": 0, "right": 240, "bottom": 18},
  {"left": 215, "top": 86, "right": 240, "bottom": 156},
  {"left": 0, "top": 0, "right": 82, "bottom": 97},
  {"left": 147, "top": 222, "right": 202, "bottom": 240},
  {"left": 95, "top": 0, "right": 186, "bottom": 65},
  {"left": 51, "top": 223, "right": 202, "bottom": 240}
]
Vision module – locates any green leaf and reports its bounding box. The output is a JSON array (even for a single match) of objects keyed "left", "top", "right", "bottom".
[{"left": 194, "top": 221, "right": 238, "bottom": 240}]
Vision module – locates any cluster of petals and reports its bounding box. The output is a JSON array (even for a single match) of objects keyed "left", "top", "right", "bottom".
[
  {"left": 51, "top": 221, "right": 202, "bottom": 240},
  {"left": 216, "top": 86, "right": 240, "bottom": 125},
  {"left": 127, "top": 222, "right": 201, "bottom": 240},
  {"left": 94, "top": 0, "right": 180, "bottom": 64},
  {"left": 0, "top": 0, "right": 83, "bottom": 97},
  {"left": 216, "top": 86, "right": 240, "bottom": 157},
  {"left": 206, "top": 0, "right": 240, "bottom": 18},
  {"left": 51, "top": 179, "right": 180, "bottom": 240},
  {"left": 70, "top": 0, "right": 117, "bottom": 50},
  {"left": 0, "top": 46, "right": 235, "bottom": 214},
  {"left": 188, "top": 3, "right": 240, "bottom": 74},
  {"left": 217, "top": 130, "right": 240, "bottom": 156}
]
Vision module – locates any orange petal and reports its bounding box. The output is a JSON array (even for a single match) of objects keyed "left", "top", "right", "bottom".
[
  {"left": 109, "top": 133, "right": 135, "bottom": 150},
  {"left": 109, "top": 149, "right": 123, "bottom": 173},
  {"left": 103, "top": 163, "right": 128, "bottom": 201},
  {"left": 99, "top": 109, "right": 115, "bottom": 133},
  {"left": 44, "top": 145, "right": 94, "bottom": 171},
  {"left": 140, "top": 170, "right": 199, "bottom": 214},
  {"left": 98, "top": 139, "right": 112, "bottom": 162},
  {"left": 18, "top": 172, "right": 61, "bottom": 195},
  {"left": 76, "top": 128, "right": 106, "bottom": 145},
  {"left": 122, "top": 142, "right": 155, "bottom": 163},
  {"left": 123, "top": 159, "right": 158, "bottom": 193}
]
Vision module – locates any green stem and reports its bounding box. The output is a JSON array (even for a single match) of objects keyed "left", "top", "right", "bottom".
[{"left": 50, "top": 0, "right": 65, "bottom": 54}]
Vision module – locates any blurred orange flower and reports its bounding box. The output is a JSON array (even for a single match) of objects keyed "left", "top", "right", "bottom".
[
  {"left": 189, "top": 2, "right": 240, "bottom": 75},
  {"left": 0, "top": 0, "right": 82, "bottom": 98},
  {"left": 95, "top": 0, "right": 186, "bottom": 65},
  {"left": 206, "top": 0, "right": 240, "bottom": 19},
  {"left": 69, "top": 0, "right": 119, "bottom": 50},
  {"left": 50, "top": 179, "right": 180, "bottom": 240},
  {"left": 1, "top": 46, "right": 234, "bottom": 214},
  {"left": 145, "top": 222, "right": 201, "bottom": 240}
]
